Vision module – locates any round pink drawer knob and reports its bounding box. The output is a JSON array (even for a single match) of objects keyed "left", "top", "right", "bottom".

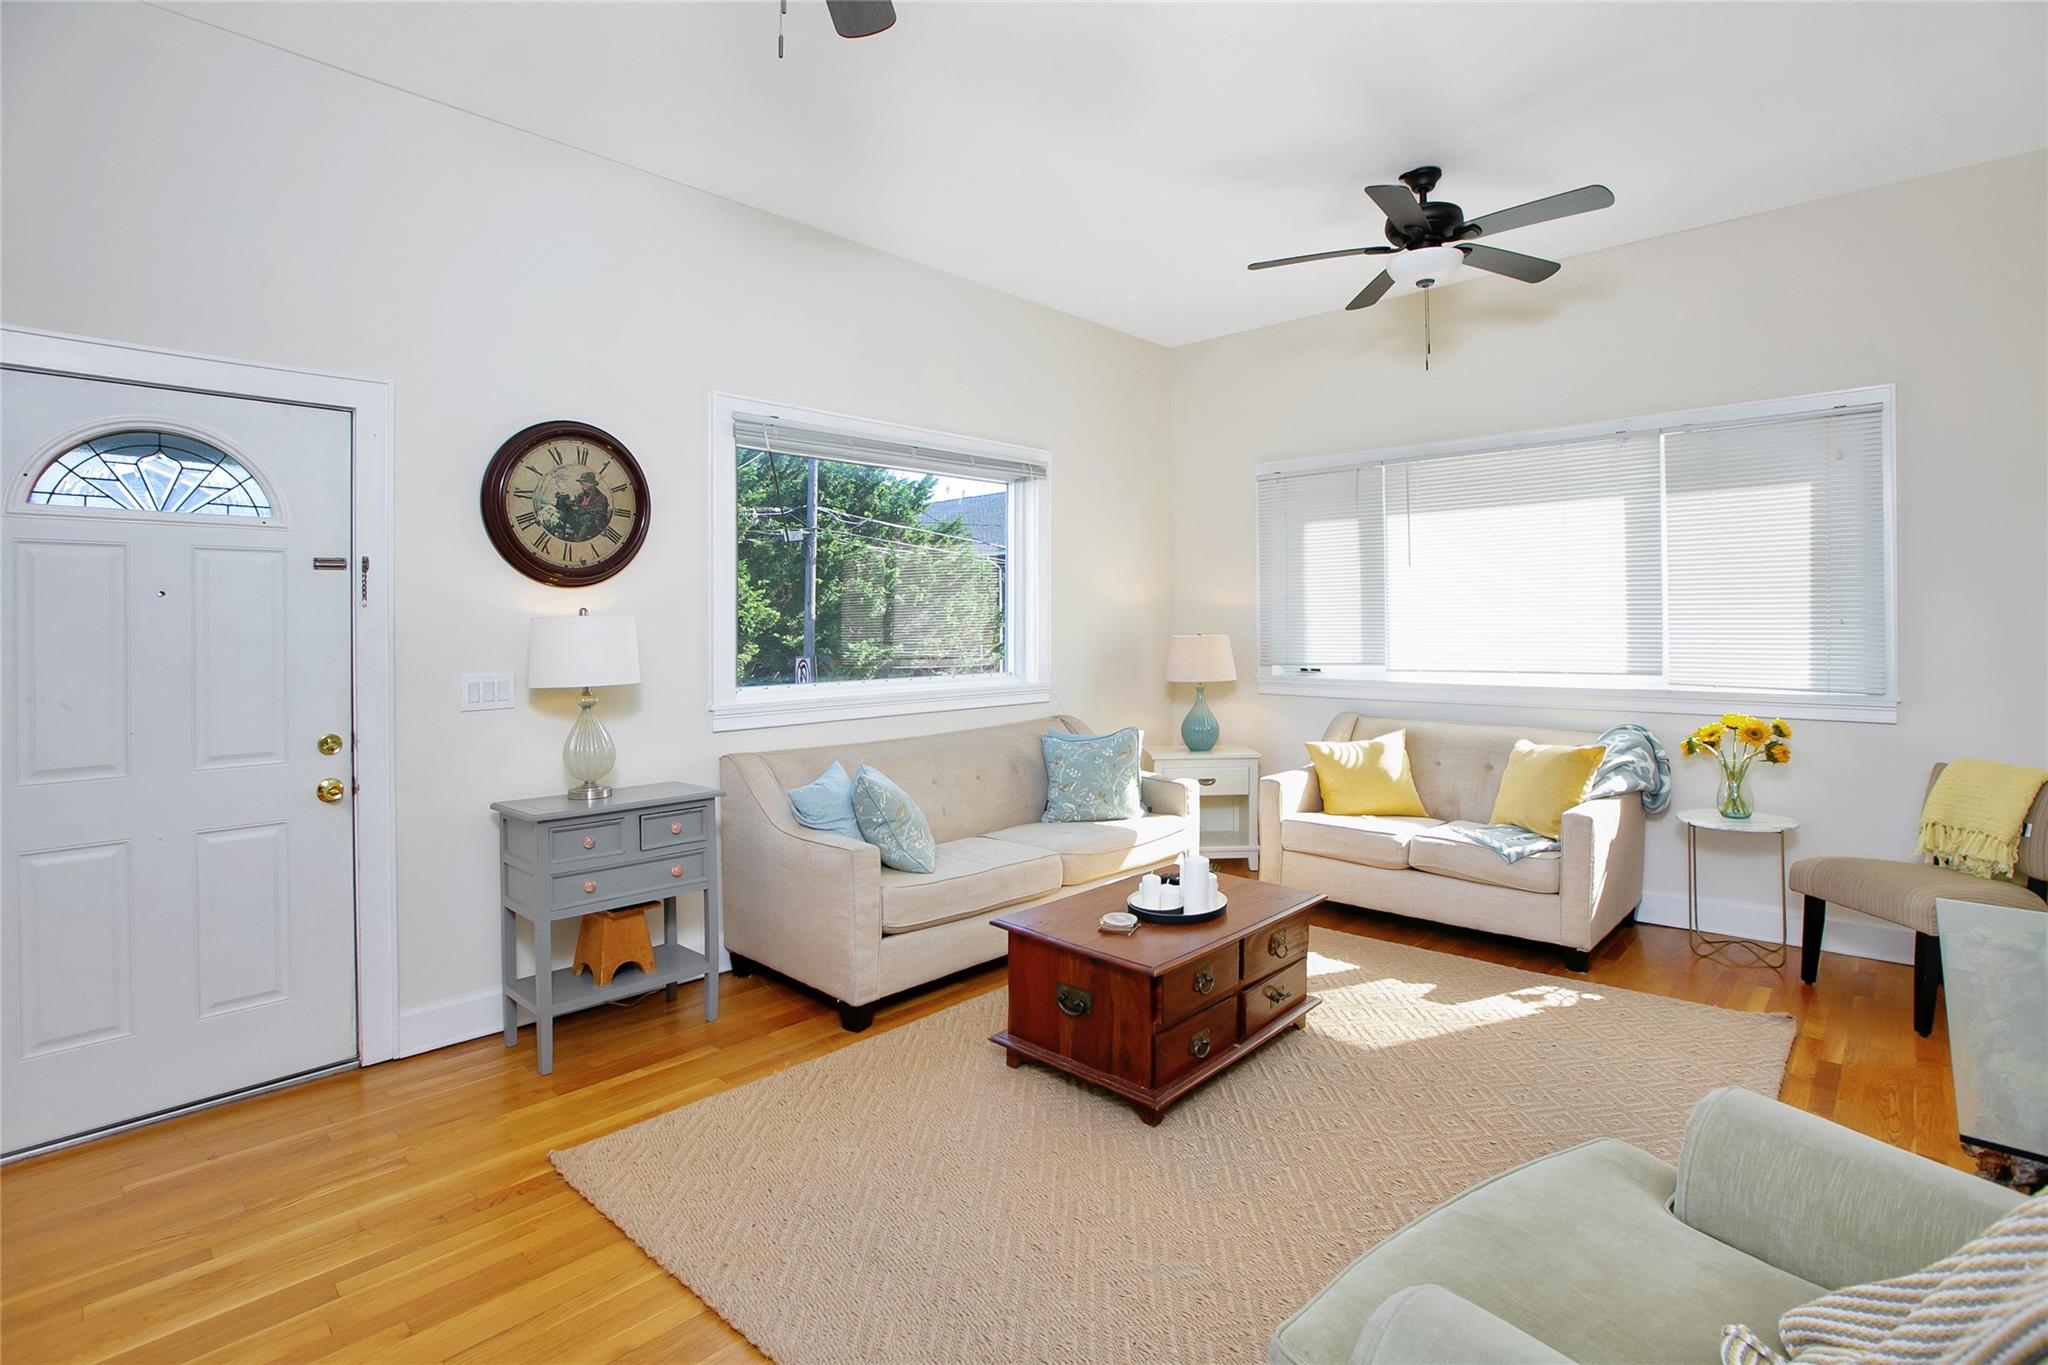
[
  {"left": 670, "top": 821, "right": 683, "bottom": 835},
  {"left": 583, "top": 880, "right": 597, "bottom": 894},
  {"left": 582, "top": 836, "right": 596, "bottom": 849},
  {"left": 670, "top": 865, "right": 684, "bottom": 878}
]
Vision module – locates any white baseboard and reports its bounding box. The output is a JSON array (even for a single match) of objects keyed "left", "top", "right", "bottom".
[
  {"left": 394, "top": 952, "right": 733, "bottom": 1060},
  {"left": 1636, "top": 890, "right": 1914, "bottom": 965}
]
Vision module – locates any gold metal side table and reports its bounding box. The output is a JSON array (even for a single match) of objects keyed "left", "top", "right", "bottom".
[{"left": 1678, "top": 808, "right": 1798, "bottom": 968}]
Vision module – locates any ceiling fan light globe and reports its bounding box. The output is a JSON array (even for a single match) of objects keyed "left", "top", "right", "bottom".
[{"left": 1386, "top": 245, "right": 1466, "bottom": 289}]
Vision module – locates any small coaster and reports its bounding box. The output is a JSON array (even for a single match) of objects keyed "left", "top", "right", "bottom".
[{"left": 1099, "top": 911, "right": 1139, "bottom": 935}]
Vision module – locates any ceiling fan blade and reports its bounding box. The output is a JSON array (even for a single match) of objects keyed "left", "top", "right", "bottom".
[
  {"left": 1462, "top": 185, "right": 1614, "bottom": 239},
  {"left": 1248, "top": 246, "right": 1395, "bottom": 271},
  {"left": 1346, "top": 271, "right": 1396, "bottom": 310},
  {"left": 1364, "top": 184, "right": 1430, "bottom": 237},
  {"left": 1457, "top": 243, "right": 1561, "bottom": 284},
  {"left": 826, "top": 0, "right": 897, "bottom": 38}
]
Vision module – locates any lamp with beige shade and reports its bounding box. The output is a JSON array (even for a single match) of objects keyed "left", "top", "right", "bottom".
[
  {"left": 1167, "top": 633, "right": 1236, "bottom": 753},
  {"left": 528, "top": 608, "right": 641, "bottom": 801}
]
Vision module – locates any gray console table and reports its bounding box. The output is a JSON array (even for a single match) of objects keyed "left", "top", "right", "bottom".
[{"left": 492, "top": 781, "right": 723, "bottom": 1074}]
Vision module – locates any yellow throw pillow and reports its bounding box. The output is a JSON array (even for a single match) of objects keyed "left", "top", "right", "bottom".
[
  {"left": 1489, "top": 740, "right": 1607, "bottom": 839},
  {"left": 1305, "top": 732, "right": 1430, "bottom": 818}
]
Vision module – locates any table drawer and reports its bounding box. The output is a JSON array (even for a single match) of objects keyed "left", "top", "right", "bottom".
[
  {"left": 550, "top": 849, "right": 708, "bottom": 912},
  {"left": 1244, "top": 911, "right": 1310, "bottom": 981},
  {"left": 1156, "top": 944, "right": 1241, "bottom": 1029},
  {"left": 1243, "top": 957, "right": 1308, "bottom": 1033},
  {"left": 1154, "top": 996, "right": 1238, "bottom": 1089},
  {"left": 1159, "top": 763, "right": 1249, "bottom": 797},
  {"left": 549, "top": 817, "right": 627, "bottom": 866},
  {"left": 639, "top": 805, "right": 710, "bottom": 852}
]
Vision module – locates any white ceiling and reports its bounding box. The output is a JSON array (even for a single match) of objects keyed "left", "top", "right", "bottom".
[{"left": 168, "top": 1, "right": 2047, "bottom": 346}]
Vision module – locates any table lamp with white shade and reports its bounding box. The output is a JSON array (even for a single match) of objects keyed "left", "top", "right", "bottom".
[
  {"left": 528, "top": 608, "right": 640, "bottom": 802},
  {"left": 1167, "top": 633, "right": 1236, "bottom": 753}
]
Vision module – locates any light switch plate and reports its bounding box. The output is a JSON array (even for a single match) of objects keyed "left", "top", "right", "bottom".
[{"left": 460, "top": 672, "right": 515, "bottom": 712}]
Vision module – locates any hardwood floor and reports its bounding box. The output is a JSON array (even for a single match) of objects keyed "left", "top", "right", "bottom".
[{"left": 1, "top": 888, "right": 1968, "bottom": 1364}]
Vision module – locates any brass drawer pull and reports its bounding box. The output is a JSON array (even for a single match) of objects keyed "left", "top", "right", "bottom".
[
  {"left": 1268, "top": 929, "right": 1291, "bottom": 958},
  {"left": 1056, "top": 983, "right": 1092, "bottom": 1017},
  {"left": 1193, "top": 967, "right": 1215, "bottom": 995},
  {"left": 1198, "top": 776, "right": 1218, "bottom": 786},
  {"left": 1189, "top": 1029, "right": 1212, "bottom": 1059},
  {"left": 1265, "top": 982, "right": 1292, "bottom": 1005}
]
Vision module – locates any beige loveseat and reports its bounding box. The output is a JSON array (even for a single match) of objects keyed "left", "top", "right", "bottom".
[
  {"left": 1259, "top": 715, "right": 1645, "bottom": 970},
  {"left": 719, "top": 716, "right": 1197, "bottom": 1031}
]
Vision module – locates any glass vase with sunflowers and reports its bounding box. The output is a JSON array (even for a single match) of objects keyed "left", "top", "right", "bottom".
[{"left": 1680, "top": 714, "right": 1791, "bottom": 820}]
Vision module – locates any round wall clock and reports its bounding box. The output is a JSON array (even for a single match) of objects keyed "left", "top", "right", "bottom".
[{"left": 481, "top": 420, "right": 650, "bottom": 586}]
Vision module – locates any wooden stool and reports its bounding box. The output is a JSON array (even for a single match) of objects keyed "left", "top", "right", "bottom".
[{"left": 573, "top": 906, "right": 656, "bottom": 987}]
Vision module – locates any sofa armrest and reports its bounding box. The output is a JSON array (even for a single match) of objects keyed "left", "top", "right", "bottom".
[
  {"left": 1142, "top": 772, "right": 1201, "bottom": 858},
  {"left": 1558, "top": 794, "right": 1643, "bottom": 951},
  {"left": 717, "top": 753, "right": 885, "bottom": 1006},
  {"left": 1673, "top": 1086, "right": 2023, "bottom": 1290},
  {"left": 1348, "top": 1286, "right": 1570, "bottom": 1365},
  {"left": 1258, "top": 767, "right": 1321, "bottom": 883}
]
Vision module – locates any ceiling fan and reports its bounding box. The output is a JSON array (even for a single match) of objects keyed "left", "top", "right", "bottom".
[
  {"left": 778, "top": 1, "right": 895, "bottom": 56},
  {"left": 1249, "top": 166, "right": 1615, "bottom": 310}
]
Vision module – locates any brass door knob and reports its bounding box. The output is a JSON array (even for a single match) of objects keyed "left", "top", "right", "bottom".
[
  {"left": 317, "top": 733, "right": 344, "bottom": 756},
  {"left": 315, "top": 778, "right": 345, "bottom": 804}
]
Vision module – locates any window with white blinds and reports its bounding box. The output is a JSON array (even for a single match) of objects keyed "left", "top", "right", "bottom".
[{"left": 1256, "top": 389, "right": 1895, "bottom": 718}]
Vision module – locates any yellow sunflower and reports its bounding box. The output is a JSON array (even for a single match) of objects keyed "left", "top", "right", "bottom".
[
  {"left": 1737, "top": 720, "right": 1771, "bottom": 747},
  {"left": 1771, "top": 719, "right": 1792, "bottom": 738},
  {"left": 1763, "top": 740, "right": 1791, "bottom": 765}
]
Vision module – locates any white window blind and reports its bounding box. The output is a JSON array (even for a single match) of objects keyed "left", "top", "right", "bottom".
[
  {"left": 1255, "top": 389, "right": 1894, "bottom": 713},
  {"left": 732, "top": 415, "right": 1045, "bottom": 483}
]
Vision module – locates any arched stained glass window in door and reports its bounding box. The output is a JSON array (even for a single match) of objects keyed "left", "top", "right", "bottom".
[{"left": 26, "top": 430, "right": 274, "bottom": 517}]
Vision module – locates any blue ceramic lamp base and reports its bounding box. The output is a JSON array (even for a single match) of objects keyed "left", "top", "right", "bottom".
[{"left": 1180, "top": 684, "right": 1220, "bottom": 752}]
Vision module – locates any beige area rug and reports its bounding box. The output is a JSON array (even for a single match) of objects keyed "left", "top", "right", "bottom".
[{"left": 553, "top": 927, "right": 1795, "bottom": 1364}]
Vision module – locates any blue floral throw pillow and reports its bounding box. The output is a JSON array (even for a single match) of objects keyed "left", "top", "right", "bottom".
[
  {"left": 786, "top": 761, "right": 862, "bottom": 841},
  {"left": 851, "top": 765, "right": 938, "bottom": 873},
  {"left": 1042, "top": 727, "right": 1144, "bottom": 823}
]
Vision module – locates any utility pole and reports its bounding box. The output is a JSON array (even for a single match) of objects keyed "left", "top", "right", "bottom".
[{"left": 799, "top": 456, "right": 819, "bottom": 682}]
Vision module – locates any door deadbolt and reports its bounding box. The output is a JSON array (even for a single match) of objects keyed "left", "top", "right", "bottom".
[{"left": 317, "top": 733, "right": 344, "bottom": 755}]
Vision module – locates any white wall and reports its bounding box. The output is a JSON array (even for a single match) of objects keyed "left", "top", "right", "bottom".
[
  {"left": 1, "top": 3, "right": 1174, "bottom": 1043},
  {"left": 1168, "top": 153, "right": 2048, "bottom": 958}
]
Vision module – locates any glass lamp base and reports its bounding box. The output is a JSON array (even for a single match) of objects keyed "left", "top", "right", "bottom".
[
  {"left": 566, "top": 781, "right": 612, "bottom": 803},
  {"left": 563, "top": 690, "right": 617, "bottom": 801}
]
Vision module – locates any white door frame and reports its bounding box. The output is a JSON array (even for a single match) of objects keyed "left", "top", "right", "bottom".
[{"left": 1, "top": 326, "right": 400, "bottom": 1065}]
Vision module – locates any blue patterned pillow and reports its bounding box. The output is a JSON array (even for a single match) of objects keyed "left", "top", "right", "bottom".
[
  {"left": 851, "top": 765, "right": 938, "bottom": 873},
  {"left": 786, "top": 761, "right": 862, "bottom": 841},
  {"left": 1042, "top": 727, "right": 1144, "bottom": 823}
]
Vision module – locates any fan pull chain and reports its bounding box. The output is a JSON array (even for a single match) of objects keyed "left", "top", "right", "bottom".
[
  {"left": 1423, "top": 289, "right": 1433, "bottom": 371},
  {"left": 778, "top": 0, "right": 786, "bottom": 58}
]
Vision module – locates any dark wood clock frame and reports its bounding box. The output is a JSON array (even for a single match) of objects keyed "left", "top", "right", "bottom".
[{"left": 480, "top": 420, "right": 651, "bottom": 587}]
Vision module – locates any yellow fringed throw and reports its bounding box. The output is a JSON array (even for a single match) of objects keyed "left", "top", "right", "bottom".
[{"left": 1916, "top": 759, "right": 2048, "bottom": 880}]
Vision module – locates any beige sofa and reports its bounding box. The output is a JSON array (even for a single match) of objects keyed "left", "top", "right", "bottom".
[
  {"left": 719, "top": 716, "right": 1197, "bottom": 1030},
  {"left": 1258, "top": 715, "right": 1644, "bottom": 970}
]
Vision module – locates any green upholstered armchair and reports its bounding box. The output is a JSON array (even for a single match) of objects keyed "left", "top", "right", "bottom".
[{"left": 1269, "top": 1088, "right": 2020, "bottom": 1365}]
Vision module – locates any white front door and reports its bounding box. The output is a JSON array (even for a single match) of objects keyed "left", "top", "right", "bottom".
[{"left": 2, "top": 369, "right": 359, "bottom": 1154}]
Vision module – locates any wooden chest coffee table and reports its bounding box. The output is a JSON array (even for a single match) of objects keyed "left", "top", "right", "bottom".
[{"left": 991, "top": 873, "right": 1323, "bottom": 1125}]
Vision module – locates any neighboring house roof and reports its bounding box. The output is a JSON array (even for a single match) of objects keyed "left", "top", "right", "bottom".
[{"left": 920, "top": 491, "right": 1008, "bottom": 555}]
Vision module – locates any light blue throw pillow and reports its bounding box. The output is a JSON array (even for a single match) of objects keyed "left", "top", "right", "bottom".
[
  {"left": 851, "top": 765, "right": 938, "bottom": 873},
  {"left": 786, "top": 761, "right": 862, "bottom": 841},
  {"left": 1042, "top": 727, "right": 1144, "bottom": 822}
]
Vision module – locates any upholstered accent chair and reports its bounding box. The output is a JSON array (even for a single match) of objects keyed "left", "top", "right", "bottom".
[{"left": 1788, "top": 763, "right": 2048, "bottom": 1036}]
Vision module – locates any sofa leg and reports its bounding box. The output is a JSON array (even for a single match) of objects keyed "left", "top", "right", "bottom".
[
  {"left": 1913, "top": 933, "right": 1942, "bottom": 1038},
  {"left": 729, "top": 952, "right": 757, "bottom": 979},
  {"left": 1800, "top": 896, "right": 1825, "bottom": 984},
  {"left": 1562, "top": 948, "right": 1591, "bottom": 973},
  {"left": 838, "top": 1001, "right": 877, "bottom": 1033}
]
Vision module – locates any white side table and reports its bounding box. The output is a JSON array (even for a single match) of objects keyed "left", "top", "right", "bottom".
[
  {"left": 1677, "top": 808, "right": 1798, "bottom": 968},
  {"left": 1146, "top": 745, "right": 1261, "bottom": 869}
]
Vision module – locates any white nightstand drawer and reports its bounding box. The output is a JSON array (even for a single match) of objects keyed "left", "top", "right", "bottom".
[{"left": 1158, "top": 762, "right": 1249, "bottom": 796}]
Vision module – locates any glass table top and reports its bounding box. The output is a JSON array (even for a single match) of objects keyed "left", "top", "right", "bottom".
[{"left": 1936, "top": 897, "right": 2048, "bottom": 1162}]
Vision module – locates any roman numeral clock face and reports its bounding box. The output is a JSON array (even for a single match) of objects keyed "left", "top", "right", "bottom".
[{"left": 481, "top": 421, "right": 650, "bottom": 586}]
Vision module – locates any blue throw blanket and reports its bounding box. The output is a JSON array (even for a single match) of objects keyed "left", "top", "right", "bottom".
[{"left": 1457, "top": 724, "right": 1670, "bottom": 863}]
